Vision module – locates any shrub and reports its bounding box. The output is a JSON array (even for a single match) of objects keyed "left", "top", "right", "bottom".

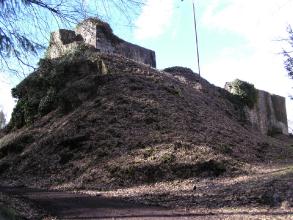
[
  {"left": 8, "top": 46, "right": 101, "bottom": 130},
  {"left": 163, "top": 66, "right": 194, "bottom": 75},
  {"left": 227, "top": 79, "right": 257, "bottom": 108}
]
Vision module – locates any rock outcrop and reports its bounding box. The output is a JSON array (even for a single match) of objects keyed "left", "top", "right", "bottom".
[
  {"left": 46, "top": 18, "right": 156, "bottom": 68},
  {"left": 225, "top": 80, "right": 288, "bottom": 135}
]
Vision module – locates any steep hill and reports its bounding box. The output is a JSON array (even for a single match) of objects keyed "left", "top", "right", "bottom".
[{"left": 0, "top": 47, "right": 292, "bottom": 206}]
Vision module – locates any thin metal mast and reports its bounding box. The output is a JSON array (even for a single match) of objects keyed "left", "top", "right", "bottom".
[{"left": 192, "top": 1, "right": 201, "bottom": 77}]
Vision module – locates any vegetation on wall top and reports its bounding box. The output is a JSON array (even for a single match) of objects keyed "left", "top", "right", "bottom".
[{"left": 227, "top": 79, "right": 258, "bottom": 108}]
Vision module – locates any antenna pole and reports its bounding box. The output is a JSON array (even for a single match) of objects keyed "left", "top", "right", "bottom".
[{"left": 192, "top": 1, "right": 201, "bottom": 77}]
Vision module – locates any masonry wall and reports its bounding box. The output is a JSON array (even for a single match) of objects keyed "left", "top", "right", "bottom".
[
  {"left": 225, "top": 80, "right": 288, "bottom": 135},
  {"left": 46, "top": 19, "right": 156, "bottom": 68},
  {"left": 75, "top": 19, "right": 156, "bottom": 67},
  {"left": 46, "top": 29, "right": 80, "bottom": 59},
  {"left": 243, "top": 89, "right": 288, "bottom": 135}
]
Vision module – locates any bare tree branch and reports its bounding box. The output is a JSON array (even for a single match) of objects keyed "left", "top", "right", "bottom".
[{"left": 0, "top": 0, "right": 144, "bottom": 76}]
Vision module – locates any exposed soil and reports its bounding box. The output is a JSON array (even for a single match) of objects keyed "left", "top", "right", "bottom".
[{"left": 0, "top": 51, "right": 293, "bottom": 219}]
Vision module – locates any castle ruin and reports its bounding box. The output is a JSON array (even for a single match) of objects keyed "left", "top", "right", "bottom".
[
  {"left": 46, "top": 18, "right": 156, "bottom": 68},
  {"left": 46, "top": 19, "right": 289, "bottom": 136},
  {"left": 225, "top": 80, "right": 288, "bottom": 135}
]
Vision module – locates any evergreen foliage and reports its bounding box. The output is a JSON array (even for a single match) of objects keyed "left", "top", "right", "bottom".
[
  {"left": 0, "top": 0, "right": 143, "bottom": 74},
  {"left": 228, "top": 79, "right": 257, "bottom": 108},
  {"left": 0, "top": 0, "right": 80, "bottom": 73},
  {"left": 8, "top": 47, "right": 103, "bottom": 129}
]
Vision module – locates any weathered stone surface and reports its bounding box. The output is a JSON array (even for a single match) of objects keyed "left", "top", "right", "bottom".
[
  {"left": 46, "top": 29, "right": 83, "bottom": 59},
  {"left": 226, "top": 80, "right": 288, "bottom": 135},
  {"left": 46, "top": 18, "right": 156, "bottom": 67}
]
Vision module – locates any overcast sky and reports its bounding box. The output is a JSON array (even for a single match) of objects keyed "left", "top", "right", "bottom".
[{"left": 1, "top": 0, "right": 293, "bottom": 129}]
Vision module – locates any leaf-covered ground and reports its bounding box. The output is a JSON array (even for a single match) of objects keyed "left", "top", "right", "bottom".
[{"left": 0, "top": 51, "right": 292, "bottom": 219}]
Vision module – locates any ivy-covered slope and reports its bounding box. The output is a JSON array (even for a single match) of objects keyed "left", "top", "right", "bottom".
[{"left": 9, "top": 45, "right": 102, "bottom": 129}]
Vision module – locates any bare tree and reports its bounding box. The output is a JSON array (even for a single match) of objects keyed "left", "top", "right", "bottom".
[
  {"left": 0, "top": 0, "right": 143, "bottom": 75},
  {"left": 283, "top": 26, "right": 293, "bottom": 80}
]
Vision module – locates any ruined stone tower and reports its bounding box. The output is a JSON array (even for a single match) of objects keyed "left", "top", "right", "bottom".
[{"left": 46, "top": 18, "right": 156, "bottom": 68}]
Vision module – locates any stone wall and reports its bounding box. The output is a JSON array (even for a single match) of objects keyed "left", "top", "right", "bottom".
[
  {"left": 46, "top": 29, "right": 82, "bottom": 59},
  {"left": 46, "top": 18, "right": 156, "bottom": 68},
  {"left": 226, "top": 80, "right": 288, "bottom": 135}
]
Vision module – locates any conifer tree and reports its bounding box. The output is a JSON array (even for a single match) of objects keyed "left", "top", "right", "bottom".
[{"left": 0, "top": 0, "right": 142, "bottom": 74}]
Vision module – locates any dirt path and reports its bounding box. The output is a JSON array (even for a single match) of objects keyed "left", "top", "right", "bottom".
[
  {"left": 0, "top": 186, "right": 203, "bottom": 219},
  {"left": 1, "top": 186, "right": 293, "bottom": 220},
  {"left": 1, "top": 164, "right": 293, "bottom": 219}
]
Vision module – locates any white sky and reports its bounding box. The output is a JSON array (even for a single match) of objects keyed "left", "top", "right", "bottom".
[
  {"left": 1, "top": 0, "right": 293, "bottom": 130},
  {"left": 0, "top": 74, "right": 16, "bottom": 121},
  {"left": 134, "top": 0, "right": 174, "bottom": 40},
  {"left": 203, "top": 0, "right": 293, "bottom": 131}
]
